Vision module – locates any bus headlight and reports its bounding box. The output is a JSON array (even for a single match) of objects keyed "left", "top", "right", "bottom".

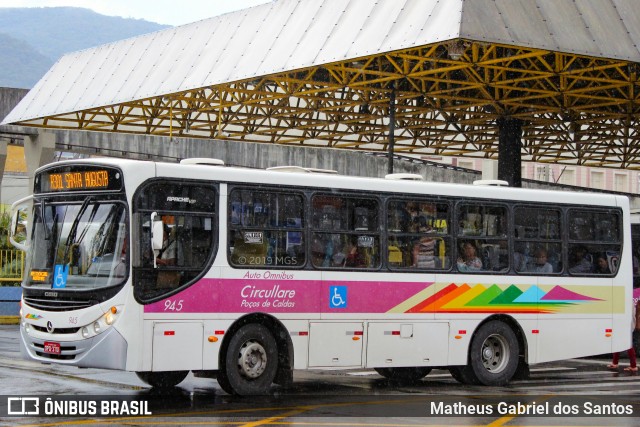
[{"left": 79, "top": 305, "right": 122, "bottom": 339}]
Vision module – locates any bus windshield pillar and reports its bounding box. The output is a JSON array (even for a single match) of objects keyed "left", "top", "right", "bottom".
[{"left": 497, "top": 117, "right": 523, "bottom": 188}]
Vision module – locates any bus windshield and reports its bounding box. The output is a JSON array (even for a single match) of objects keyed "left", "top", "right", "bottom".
[{"left": 25, "top": 198, "right": 128, "bottom": 289}]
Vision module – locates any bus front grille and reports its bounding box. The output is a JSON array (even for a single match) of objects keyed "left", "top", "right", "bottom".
[
  {"left": 32, "top": 325, "right": 80, "bottom": 334},
  {"left": 24, "top": 297, "right": 93, "bottom": 312}
]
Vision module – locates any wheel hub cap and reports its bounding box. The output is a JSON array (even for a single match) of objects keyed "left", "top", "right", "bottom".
[
  {"left": 481, "top": 334, "right": 509, "bottom": 373},
  {"left": 238, "top": 340, "right": 267, "bottom": 379}
]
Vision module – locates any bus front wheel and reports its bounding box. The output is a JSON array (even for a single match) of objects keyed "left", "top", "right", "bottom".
[
  {"left": 374, "top": 367, "right": 432, "bottom": 382},
  {"left": 456, "top": 320, "right": 519, "bottom": 386},
  {"left": 218, "top": 323, "right": 278, "bottom": 395},
  {"left": 136, "top": 371, "right": 188, "bottom": 388}
]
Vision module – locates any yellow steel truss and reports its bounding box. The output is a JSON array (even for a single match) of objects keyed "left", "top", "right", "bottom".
[{"left": 17, "top": 39, "right": 640, "bottom": 168}]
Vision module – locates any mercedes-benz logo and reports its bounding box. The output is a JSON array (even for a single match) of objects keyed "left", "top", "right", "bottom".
[{"left": 46, "top": 321, "right": 54, "bottom": 333}]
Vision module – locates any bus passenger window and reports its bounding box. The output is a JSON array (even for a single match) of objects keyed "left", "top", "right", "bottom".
[
  {"left": 514, "top": 206, "right": 561, "bottom": 274},
  {"left": 311, "top": 194, "right": 380, "bottom": 270},
  {"left": 387, "top": 199, "right": 451, "bottom": 271},
  {"left": 228, "top": 188, "right": 305, "bottom": 268},
  {"left": 567, "top": 209, "right": 621, "bottom": 276},
  {"left": 456, "top": 203, "right": 507, "bottom": 273}
]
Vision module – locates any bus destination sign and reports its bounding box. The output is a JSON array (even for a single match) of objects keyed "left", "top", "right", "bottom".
[{"left": 36, "top": 166, "right": 122, "bottom": 193}]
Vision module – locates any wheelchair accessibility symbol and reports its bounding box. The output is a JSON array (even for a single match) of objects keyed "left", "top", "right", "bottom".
[
  {"left": 53, "top": 265, "right": 68, "bottom": 289},
  {"left": 329, "top": 286, "right": 347, "bottom": 309}
]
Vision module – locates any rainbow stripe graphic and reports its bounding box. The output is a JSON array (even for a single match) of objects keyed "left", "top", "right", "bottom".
[
  {"left": 25, "top": 313, "right": 43, "bottom": 320},
  {"left": 389, "top": 283, "right": 610, "bottom": 314}
]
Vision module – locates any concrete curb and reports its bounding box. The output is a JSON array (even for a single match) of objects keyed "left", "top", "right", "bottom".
[{"left": 0, "top": 316, "right": 20, "bottom": 325}]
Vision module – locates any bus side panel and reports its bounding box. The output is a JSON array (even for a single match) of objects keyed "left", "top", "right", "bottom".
[
  {"left": 536, "top": 277, "right": 614, "bottom": 363},
  {"left": 365, "top": 321, "right": 449, "bottom": 368},
  {"left": 152, "top": 322, "right": 203, "bottom": 371}
]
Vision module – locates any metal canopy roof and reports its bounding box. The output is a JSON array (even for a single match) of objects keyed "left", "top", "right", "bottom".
[{"left": 4, "top": 0, "right": 640, "bottom": 168}]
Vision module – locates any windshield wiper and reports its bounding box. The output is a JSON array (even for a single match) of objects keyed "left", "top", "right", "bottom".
[
  {"left": 40, "top": 199, "right": 51, "bottom": 240},
  {"left": 62, "top": 197, "right": 93, "bottom": 264}
]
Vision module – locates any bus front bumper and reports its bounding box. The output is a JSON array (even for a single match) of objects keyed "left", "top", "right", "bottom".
[{"left": 20, "top": 325, "right": 128, "bottom": 370}]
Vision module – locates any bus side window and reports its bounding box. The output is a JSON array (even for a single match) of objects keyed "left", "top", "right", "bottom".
[
  {"left": 388, "top": 198, "right": 451, "bottom": 271},
  {"left": 229, "top": 188, "right": 305, "bottom": 268},
  {"left": 568, "top": 209, "right": 621, "bottom": 276},
  {"left": 514, "top": 206, "right": 561, "bottom": 275}
]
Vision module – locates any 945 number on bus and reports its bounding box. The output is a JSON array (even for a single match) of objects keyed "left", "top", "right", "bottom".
[{"left": 164, "top": 299, "right": 184, "bottom": 311}]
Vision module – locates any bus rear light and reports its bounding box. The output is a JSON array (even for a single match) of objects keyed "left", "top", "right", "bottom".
[
  {"left": 532, "top": 330, "right": 539, "bottom": 334},
  {"left": 605, "top": 329, "right": 613, "bottom": 333},
  {"left": 214, "top": 330, "right": 225, "bottom": 335},
  {"left": 458, "top": 330, "right": 467, "bottom": 335},
  {"left": 164, "top": 331, "right": 175, "bottom": 336},
  {"left": 354, "top": 331, "right": 363, "bottom": 336}
]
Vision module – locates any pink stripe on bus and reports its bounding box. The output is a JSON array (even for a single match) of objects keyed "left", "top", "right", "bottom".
[{"left": 144, "top": 278, "right": 432, "bottom": 314}]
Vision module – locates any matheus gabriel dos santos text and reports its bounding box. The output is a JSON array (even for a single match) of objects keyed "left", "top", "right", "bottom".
[{"left": 429, "top": 401, "right": 634, "bottom": 416}]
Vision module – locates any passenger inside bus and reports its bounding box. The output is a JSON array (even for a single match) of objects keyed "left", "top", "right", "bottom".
[
  {"left": 594, "top": 254, "right": 611, "bottom": 274},
  {"left": 457, "top": 241, "right": 483, "bottom": 272},
  {"left": 413, "top": 236, "right": 439, "bottom": 268},
  {"left": 345, "top": 236, "right": 366, "bottom": 268},
  {"left": 569, "top": 245, "right": 593, "bottom": 274},
  {"left": 525, "top": 247, "right": 553, "bottom": 273}
]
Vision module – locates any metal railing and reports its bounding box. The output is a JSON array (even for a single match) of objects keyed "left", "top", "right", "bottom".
[{"left": 0, "top": 250, "right": 24, "bottom": 282}]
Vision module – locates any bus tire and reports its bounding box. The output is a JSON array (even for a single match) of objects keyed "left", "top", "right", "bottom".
[
  {"left": 218, "top": 323, "right": 278, "bottom": 395},
  {"left": 374, "top": 367, "right": 432, "bottom": 382},
  {"left": 448, "top": 366, "right": 479, "bottom": 385},
  {"left": 136, "top": 371, "right": 188, "bottom": 388},
  {"left": 467, "top": 320, "right": 519, "bottom": 386}
]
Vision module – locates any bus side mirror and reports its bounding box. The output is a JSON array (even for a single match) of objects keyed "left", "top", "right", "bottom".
[{"left": 9, "top": 196, "right": 31, "bottom": 252}]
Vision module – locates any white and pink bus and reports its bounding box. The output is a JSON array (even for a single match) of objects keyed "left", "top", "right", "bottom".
[{"left": 12, "top": 158, "right": 634, "bottom": 395}]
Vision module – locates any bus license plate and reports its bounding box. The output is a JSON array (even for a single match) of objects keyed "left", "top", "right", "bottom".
[{"left": 43, "top": 342, "right": 61, "bottom": 355}]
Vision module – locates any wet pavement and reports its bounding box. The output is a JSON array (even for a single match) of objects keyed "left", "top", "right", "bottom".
[{"left": 0, "top": 325, "right": 639, "bottom": 426}]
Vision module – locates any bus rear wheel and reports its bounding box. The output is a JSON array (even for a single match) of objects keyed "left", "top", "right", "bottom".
[
  {"left": 136, "top": 371, "right": 188, "bottom": 388},
  {"left": 374, "top": 367, "right": 432, "bottom": 382},
  {"left": 455, "top": 320, "right": 519, "bottom": 386},
  {"left": 217, "top": 323, "right": 278, "bottom": 395}
]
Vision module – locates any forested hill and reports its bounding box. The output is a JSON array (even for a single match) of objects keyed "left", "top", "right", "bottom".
[{"left": 0, "top": 7, "right": 169, "bottom": 89}]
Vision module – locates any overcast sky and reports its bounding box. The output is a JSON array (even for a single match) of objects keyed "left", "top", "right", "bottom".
[{"left": 0, "top": 0, "right": 273, "bottom": 26}]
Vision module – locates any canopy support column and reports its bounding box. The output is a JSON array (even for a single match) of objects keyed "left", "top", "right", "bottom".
[
  {"left": 0, "top": 140, "right": 6, "bottom": 209},
  {"left": 387, "top": 86, "right": 396, "bottom": 175},
  {"left": 25, "top": 131, "right": 55, "bottom": 192},
  {"left": 497, "top": 117, "right": 523, "bottom": 187}
]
